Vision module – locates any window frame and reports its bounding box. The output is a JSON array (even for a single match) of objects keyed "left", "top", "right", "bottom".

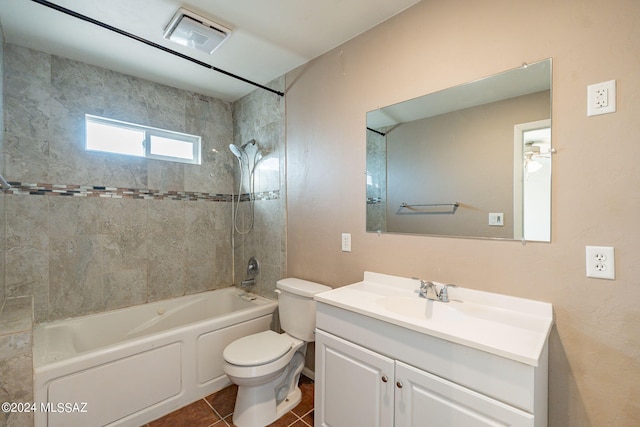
[{"left": 85, "top": 114, "right": 202, "bottom": 165}]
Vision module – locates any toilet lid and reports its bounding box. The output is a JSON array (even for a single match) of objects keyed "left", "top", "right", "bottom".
[{"left": 223, "top": 330, "right": 293, "bottom": 366}]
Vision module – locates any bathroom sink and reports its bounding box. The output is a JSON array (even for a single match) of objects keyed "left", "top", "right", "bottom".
[
  {"left": 378, "top": 296, "right": 466, "bottom": 322},
  {"left": 315, "top": 272, "right": 553, "bottom": 366}
]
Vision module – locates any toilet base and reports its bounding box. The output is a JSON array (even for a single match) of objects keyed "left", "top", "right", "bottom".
[
  {"left": 276, "top": 387, "right": 302, "bottom": 419},
  {"left": 232, "top": 385, "right": 302, "bottom": 427}
]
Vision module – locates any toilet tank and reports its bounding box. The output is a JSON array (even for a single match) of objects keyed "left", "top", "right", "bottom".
[{"left": 276, "top": 278, "right": 331, "bottom": 342}]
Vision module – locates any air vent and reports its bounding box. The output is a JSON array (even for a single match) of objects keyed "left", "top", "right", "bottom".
[{"left": 163, "top": 8, "right": 231, "bottom": 54}]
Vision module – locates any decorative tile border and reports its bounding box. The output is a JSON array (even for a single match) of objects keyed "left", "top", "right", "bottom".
[
  {"left": 4, "top": 182, "right": 279, "bottom": 202},
  {"left": 238, "top": 190, "right": 281, "bottom": 202}
]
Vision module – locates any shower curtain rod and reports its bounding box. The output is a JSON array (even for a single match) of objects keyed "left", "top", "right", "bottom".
[
  {"left": 367, "top": 127, "right": 386, "bottom": 136},
  {"left": 30, "top": 0, "right": 285, "bottom": 97}
]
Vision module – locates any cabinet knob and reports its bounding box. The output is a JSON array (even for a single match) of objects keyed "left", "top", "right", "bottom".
[
  {"left": 381, "top": 375, "right": 388, "bottom": 383},
  {"left": 396, "top": 381, "right": 403, "bottom": 389}
]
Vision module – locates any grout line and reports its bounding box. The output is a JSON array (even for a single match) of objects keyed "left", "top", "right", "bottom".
[
  {"left": 202, "top": 397, "right": 215, "bottom": 412},
  {"left": 202, "top": 397, "right": 230, "bottom": 427},
  {"left": 286, "top": 409, "right": 314, "bottom": 427},
  {"left": 204, "top": 397, "right": 225, "bottom": 421},
  {"left": 209, "top": 415, "right": 231, "bottom": 427},
  {"left": 299, "top": 408, "right": 314, "bottom": 427}
]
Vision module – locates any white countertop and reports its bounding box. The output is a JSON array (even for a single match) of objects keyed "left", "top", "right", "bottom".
[{"left": 315, "top": 272, "right": 553, "bottom": 366}]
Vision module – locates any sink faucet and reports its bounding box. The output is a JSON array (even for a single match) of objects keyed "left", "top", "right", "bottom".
[
  {"left": 413, "top": 278, "right": 437, "bottom": 300},
  {"left": 412, "top": 278, "right": 457, "bottom": 303},
  {"left": 437, "top": 283, "right": 457, "bottom": 302}
]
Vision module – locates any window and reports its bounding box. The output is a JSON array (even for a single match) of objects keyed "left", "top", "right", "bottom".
[{"left": 85, "top": 115, "right": 201, "bottom": 165}]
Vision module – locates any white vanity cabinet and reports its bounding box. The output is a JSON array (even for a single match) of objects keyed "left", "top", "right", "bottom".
[
  {"left": 393, "top": 361, "right": 533, "bottom": 426},
  {"left": 315, "top": 300, "right": 549, "bottom": 427},
  {"left": 315, "top": 330, "right": 394, "bottom": 427},
  {"left": 316, "top": 330, "right": 534, "bottom": 427}
]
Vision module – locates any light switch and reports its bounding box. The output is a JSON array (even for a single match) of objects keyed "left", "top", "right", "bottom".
[
  {"left": 341, "top": 233, "right": 351, "bottom": 252},
  {"left": 489, "top": 213, "right": 504, "bottom": 226}
]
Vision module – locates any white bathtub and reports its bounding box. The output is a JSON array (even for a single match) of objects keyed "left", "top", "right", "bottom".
[{"left": 33, "top": 287, "right": 277, "bottom": 427}]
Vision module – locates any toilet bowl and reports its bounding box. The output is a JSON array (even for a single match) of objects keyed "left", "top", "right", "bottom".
[
  {"left": 223, "top": 330, "right": 304, "bottom": 386},
  {"left": 224, "top": 330, "right": 305, "bottom": 426},
  {"left": 223, "top": 278, "right": 331, "bottom": 427}
]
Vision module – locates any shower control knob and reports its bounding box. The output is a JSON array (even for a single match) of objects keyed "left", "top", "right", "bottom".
[{"left": 381, "top": 375, "right": 388, "bottom": 383}]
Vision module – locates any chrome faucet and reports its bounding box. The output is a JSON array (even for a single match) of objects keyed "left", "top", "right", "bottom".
[
  {"left": 413, "top": 277, "right": 437, "bottom": 300},
  {"left": 412, "top": 278, "right": 457, "bottom": 303},
  {"left": 437, "top": 283, "right": 457, "bottom": 302}
]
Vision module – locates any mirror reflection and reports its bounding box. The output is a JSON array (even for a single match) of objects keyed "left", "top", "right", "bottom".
[{"left": 366, "top": 59, "right": 552, "bottom": 241}]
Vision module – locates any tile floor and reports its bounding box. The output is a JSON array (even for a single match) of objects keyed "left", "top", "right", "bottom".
[{"left": 143, "top": 376, "right": 314, "bottom": 427}]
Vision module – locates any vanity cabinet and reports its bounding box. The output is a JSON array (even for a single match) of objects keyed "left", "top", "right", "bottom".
[
  {"left": 316, "top": 330, "right": 533, "bottom": 427},
  {"left": 315, "top": 302, "right": 548, "bottom": 427},
  {"left": 315, "top": 330, "right": 394, "bottom": 426}
]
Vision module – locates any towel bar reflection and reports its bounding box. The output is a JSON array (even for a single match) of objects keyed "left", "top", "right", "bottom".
[{"left": 398, "top": 202, "right": 459, "bottom": 215}]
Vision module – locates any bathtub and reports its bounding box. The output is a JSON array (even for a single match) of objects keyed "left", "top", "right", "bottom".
[{"left": 33, "top": 287, "right": 277, "bottom": 427}]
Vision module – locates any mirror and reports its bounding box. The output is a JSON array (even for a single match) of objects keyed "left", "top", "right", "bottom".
[{"left": 366, "top": 59, "right": 552, "bottom": 241}]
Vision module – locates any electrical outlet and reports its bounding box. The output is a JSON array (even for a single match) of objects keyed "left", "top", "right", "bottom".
[
  {"left": 587, "top": 80, "right": 616, "bottom": 116},
  {"left": 585, "top": 246, "right": 615, "bottom": 280},
  {"left": 341, "top": 233, "right": 351, "bottom": 252},
  {"left": 595, "top": 87, "right": 608, "bottom": 108}
]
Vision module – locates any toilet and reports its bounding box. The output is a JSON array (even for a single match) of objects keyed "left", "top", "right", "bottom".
[{"left": 223, "top": 278, "right": 331, "bottom": 427}]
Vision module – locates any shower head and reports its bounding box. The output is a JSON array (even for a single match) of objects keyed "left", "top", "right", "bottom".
[
  {"left": 229, "top": 143, "right": 243, "bottom": 159},
  {"left": 229, "top": 140, "right": 257, "bottom": 159}
]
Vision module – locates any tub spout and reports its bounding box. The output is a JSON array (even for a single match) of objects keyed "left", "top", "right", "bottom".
[{"left": 240, "top": 278, "right": 255, "bottom": 288}]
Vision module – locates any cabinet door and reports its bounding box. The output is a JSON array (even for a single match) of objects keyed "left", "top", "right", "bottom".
[
  {"left": 315, "top": 330, "right": 395, "bottom": 427},
  {"left": 394, "top": 361, "right": 534, "bottom": 427}
]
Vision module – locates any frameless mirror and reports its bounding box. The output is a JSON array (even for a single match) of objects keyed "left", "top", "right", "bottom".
[{"left": 366, "top": 58, "right": 552, "bottom": 241}]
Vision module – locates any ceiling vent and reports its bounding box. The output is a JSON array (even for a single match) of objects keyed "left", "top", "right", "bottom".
[{"left": 163, "top": 8, "right": 231, "bottom": 54}]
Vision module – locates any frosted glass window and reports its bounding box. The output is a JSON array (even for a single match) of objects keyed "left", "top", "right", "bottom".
[
  {"left": 150, "top": 135, "right": 194, "bottom": 160},
  {"left": 86, "top": 121, "right": 145, "bottom": 157},
  {"left": 85, "top": 115, "right": 201, "bottom": 165}
]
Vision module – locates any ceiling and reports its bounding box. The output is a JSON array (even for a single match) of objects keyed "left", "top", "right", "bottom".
[
  {"left": 0, "top": 0, "right": 421, "bottom": 101},
  {"left": 367, "top": 59, "right": 552, "bottom": 128}
]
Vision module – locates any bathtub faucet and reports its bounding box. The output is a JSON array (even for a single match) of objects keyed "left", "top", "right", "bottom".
[
  {"left": 240, "top": 278, "right": 255, "bottom": 288},
  {"left": 240, "top": 257, "right": 259, "bottom": 289}
]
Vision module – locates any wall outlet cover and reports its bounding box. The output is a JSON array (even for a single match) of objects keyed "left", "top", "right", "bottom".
[
  {"left": 585, "top": 245, "right": 615, "bottom": 280},
  {"left": 587, "top": 80, "right": 616, "bottom": 116}
]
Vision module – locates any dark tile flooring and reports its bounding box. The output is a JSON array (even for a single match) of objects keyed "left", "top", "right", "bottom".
[{"left": 143, "top": 376, "right": 314, "bottom": 427}]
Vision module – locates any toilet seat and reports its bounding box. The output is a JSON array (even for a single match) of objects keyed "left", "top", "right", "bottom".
[{"left": 223, "top": 330, "right": 292, "bottom": 366}]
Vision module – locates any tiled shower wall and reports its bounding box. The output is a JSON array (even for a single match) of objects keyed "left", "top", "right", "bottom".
[
  {"left": 4, "top": 44, "right": 239, "bottom": 323},
  {"left": 1, "top": 32, "right": 35, "bottom": 427},
  {"left": 232, "top": 76, "right": 286, "bottom": 298}
]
